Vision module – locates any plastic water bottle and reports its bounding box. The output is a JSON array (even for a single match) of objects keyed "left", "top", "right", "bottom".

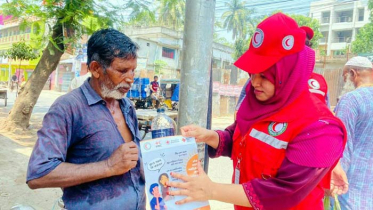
[{"left": 151, "top": 108, "right": 176, "bottom": 138}]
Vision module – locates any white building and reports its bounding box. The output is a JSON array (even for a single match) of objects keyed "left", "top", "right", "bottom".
[
  {"left": 123, "top": 26, "right": 234, "bottom": 78},
  {"left": 310, "top": 0, "right": 370, "bottom": 57}
]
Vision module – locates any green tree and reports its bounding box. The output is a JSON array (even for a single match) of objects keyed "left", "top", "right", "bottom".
[
  {"left": 351, "top": 23, "right": 373, "bottom": 54},
  {"left": 158, "top": 0, "right": 185, "bottom": 30},
  {"left": 1, "top": 41, "right": 39, "bottom": 95},
  {"left": 351, "top": 0, "right": 373, "bottom": 54},
  {"left": 369, "top": 0, "right": 373, "bottom": 22},
  {"left": 289, "top": 14, "right": 322, "bottom": 49},
  {"left": 233, "top": 38, "right": 249, "bottom": 60},
  {"left": 154, "top": 59, "right": 168, "bottom": 75},
  {"left": 0, "top": 0, "right": 121, "bottom": 131},
  {"left": 125, "top": 0, "right": 156, "bottom": 26},
  {"left": 222, "top": 0, "right": 254, "bottom": 40}
]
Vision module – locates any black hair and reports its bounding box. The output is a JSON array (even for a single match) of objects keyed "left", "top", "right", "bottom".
[
  {"left": 154, "top": 76, "right": 158, "bottom": 79},
  {"left": 87, "top": 28, "right": 139, "bottom": 69}
]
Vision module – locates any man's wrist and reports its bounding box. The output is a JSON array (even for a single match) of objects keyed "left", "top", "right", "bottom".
[{"left": 103, "top": 159, "right": 113, "bottom": 177}]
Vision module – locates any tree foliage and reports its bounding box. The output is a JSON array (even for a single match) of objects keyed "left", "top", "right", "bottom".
[
  {"left": 154, "top": 59, "right": 168, "bottom": 75},
  {"left": 351, "top": 23, "right": 373, "bottom": 54},
  {"left": 0, "top": 0, "right": 124, "bottom": 130},
  {"left": 1, "top": 41, "right": 39, "bottom": 61},
  {"left": 289, "top": 14, "right": 322, "bottom": 49},
  {"left": 233, "top": 38, "right": 249, "bottom": 60},
  {"left": 351, "top": 0, "right": 373, "bottom": 54},
  {"left": 158, "top": 0, "right": 185, "bottom": 30},
  {"left": 125, "top": 0, "right": 156, "bottom": 27},
  {"left": 221, "top": 0, "right": 255, "bottom": 40},
  {"left": 1, "top": 0, "right": 119, "bottom": 54}
]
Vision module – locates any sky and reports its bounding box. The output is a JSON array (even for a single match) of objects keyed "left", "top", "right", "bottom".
[
  {"left": 1, "top": 0, "right": 359, "bottom": 42},
  {"left": 215, "top": 0, "right": 315, "bottom": 41}
]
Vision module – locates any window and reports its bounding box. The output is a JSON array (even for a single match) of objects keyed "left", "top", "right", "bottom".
[
  {"left": 358, "top": 9, "right": 364, "bottom": 21},
  {"left": 162, "top": 47, "right": 175, "bottom": 59}
]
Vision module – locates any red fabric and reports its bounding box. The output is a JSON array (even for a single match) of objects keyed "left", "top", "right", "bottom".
[
  {"left": 308, "top": 73, "right": 328, "bottom": 104},
  {"left": 151, "top": 81, "right": 159, "bottom": 92},
  {"left": 300, "top": 26, "right": 314, "bottom": 40},
  {"left": 236, "top": 46, "right": 315, "bottom": 135},
  {"left": 234, "top": 13, "right": 306, "bottom": 74},
  {"left": 231, "top": 91, "right": 347, "bottom": 210}
]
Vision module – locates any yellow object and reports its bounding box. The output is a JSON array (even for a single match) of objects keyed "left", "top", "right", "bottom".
[{"left": 164, "top": 99, "right": 172, "bottom": 109}]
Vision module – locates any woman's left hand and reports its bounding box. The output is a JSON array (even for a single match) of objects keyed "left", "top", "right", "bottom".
[{"left": 167, "top": 161, "right": 214, "bottom": 205}]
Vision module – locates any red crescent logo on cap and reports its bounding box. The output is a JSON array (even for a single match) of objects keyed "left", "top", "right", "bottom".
[
  {"left": 308, "top": 79, "right": 320, "bottom": 90},
  {"left": 253, "top": 32, "right": 260, "bottom": 43},
  {"left": 282, "top": 35, "right": 294, "bottom": 50},
  {"left": 252, "top": 28, "right": 264, "bottom": 48}
]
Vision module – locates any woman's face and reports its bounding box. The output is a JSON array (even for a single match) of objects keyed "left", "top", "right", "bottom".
[
  {"left": 251, "top": 72, "right": 275, "bottom": 102},
  {"left": 160, "top": 175, "right": 168, "bottom": 186}
]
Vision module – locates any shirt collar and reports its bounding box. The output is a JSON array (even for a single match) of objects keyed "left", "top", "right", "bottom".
[{"left": 81, "top": 78, "right": 104, "bottom": 106}]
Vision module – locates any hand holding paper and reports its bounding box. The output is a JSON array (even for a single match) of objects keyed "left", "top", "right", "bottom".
[
  {"left": 180, "top": 125, "right": 219, "bottom": 149},
  {"left": 168, "top": 161, "right": 214, "bottom": 205}
]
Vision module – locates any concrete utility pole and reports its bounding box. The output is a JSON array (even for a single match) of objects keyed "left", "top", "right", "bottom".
[{"left": 177, "top": 0, "right": 216, "bottom": 171}]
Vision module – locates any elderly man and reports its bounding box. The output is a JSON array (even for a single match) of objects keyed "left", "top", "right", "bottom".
[
  {"left": 26, "top": 29, "right": 145, "bottom": 209},
  {"left": 332, "top": 56, "right": 373, "bottom": 210}
]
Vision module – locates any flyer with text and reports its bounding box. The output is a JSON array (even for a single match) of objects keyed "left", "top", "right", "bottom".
[{"left": 140, "top": 136, "right": 210, "bottom": 210}]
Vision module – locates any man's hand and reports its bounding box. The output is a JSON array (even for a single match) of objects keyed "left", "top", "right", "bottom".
[
  {"left": 331, "top": 162, "right": 349, "bottom": 196},
  {"left": 106, "top": 142, "right": 139, "bottom": 176}
]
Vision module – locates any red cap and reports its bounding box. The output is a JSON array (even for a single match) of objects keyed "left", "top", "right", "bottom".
[
  {"left": 234, "top": 13, "right": 306, "bottom": 74},
  {"left": 300, "top": 26, "right": 314, "bottom": 40},
  {"left": 308, "top": 72, "right": 328, "bottom": 104}
]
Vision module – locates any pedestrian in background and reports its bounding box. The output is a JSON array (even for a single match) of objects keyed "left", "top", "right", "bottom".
[{"left": 332, "top": 56, "right": 373, "bottom": 210}]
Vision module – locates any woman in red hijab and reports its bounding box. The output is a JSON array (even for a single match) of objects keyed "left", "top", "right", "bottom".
[{"left": 167, "top": 13, "right": 346, "bottom": 210}]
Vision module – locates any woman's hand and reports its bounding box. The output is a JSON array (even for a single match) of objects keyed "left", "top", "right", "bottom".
[
  {"left": 167, "top": 161, "right": 214, "bottom": 205},
  {"left": 180, "top": 125, "right": 219, "bottom": 149},
  {"left": 331, "top": 162, "right": 349, "bottom": 196}
]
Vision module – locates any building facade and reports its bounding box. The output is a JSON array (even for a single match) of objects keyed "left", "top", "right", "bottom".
[
  {"left": 0, "top": 17, "right": 45, "bottom": 83},
  {"left": 123, "top": 26, "right": 234, "bottom": 79},
  {"left": 310, "top": 0, "right": 370, "bottom": 58}
]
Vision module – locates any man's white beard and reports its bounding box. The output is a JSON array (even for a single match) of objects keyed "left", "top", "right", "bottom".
[
  {"left": 100, "top": 76, "right": 130, "bottom": 100},
  {"left": 339, "top": 74, "right": 356, "bottom": 98}
]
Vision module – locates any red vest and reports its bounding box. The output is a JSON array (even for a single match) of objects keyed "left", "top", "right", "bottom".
[{"left": 232, "top": 92, "right": 346, "bottom": 210}]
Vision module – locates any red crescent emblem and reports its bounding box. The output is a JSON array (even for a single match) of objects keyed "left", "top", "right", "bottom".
[
  {"left": 272, "top": 122, "right": 278, "bottom": 131},
  {"left": 285, "top": 39, "right": 290, "bottom": 46},
  {"left": 253, "top": 32, "right": 260, "bottom": 44}
]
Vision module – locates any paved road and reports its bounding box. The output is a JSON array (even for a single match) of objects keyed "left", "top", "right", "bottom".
[{"left": 0, "top": 90, "right": 235, "bottom": 210}]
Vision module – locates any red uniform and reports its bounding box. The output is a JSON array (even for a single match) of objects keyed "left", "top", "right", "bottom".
[
  {"left": 308, "top": 73, "right": 328, "bottom": 104},
  {"left": 232, "top": 92, "right": 346, "bottom": 210}
]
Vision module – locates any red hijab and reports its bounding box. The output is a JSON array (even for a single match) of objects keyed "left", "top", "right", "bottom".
[{"left": 236, "top": 46, "right": 315, "bottom": 134}]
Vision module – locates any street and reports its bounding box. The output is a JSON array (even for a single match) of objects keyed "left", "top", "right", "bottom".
[{"left": 0, "top": 90, "right": 234, "bottom": 210}]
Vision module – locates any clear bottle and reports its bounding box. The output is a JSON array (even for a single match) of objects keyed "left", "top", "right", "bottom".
[{"left": 151, "top": 108, "right": 176, "bottom": 138}]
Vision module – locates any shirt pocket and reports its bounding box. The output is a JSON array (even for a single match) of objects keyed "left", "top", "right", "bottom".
[
  {"left": 72, "top": 119, "right": 121, "bottom": 161},
  {"left": 249, "top": 138, "right": 286, "bottom": 179}
]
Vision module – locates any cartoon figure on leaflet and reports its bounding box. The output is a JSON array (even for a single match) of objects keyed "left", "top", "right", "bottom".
[
  {"left": 149, "top": 183, "right": 167, "bottom": 210},
  {"left": 159, "top": 173, "right": 174, "bottom": 201}
]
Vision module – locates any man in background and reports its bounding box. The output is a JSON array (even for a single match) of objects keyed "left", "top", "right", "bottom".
[
  {"left": 332, "top": 56, "right": 373, "bottom": 209},
  {"left": 150, "top": 75, "right": 160, "bottom": 108}
]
